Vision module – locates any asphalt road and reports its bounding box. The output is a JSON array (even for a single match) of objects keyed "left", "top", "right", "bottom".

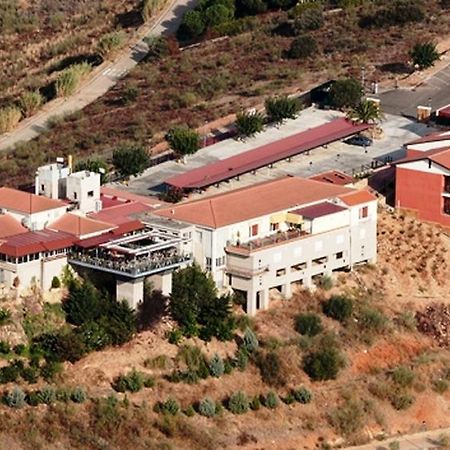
[
  {"left": 0, "top": 0, "right": 196, "bottom": 152},
  {"left": 379, "top": 58, "right": 450, "bottom": 118}
]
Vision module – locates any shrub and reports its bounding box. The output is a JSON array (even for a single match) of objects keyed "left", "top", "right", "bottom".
[
  {"left": 0, "top": 340, "right": 10, "bottom": 354},
  {"left": 433, "top": 379, "right": 449, "bottom": 394},
  {"left": 5, "top": 387, "right": 26, "bottom": 408},
  {"left": 242, "top": 327, "right": 259, "bottom": 353},
  {"left": 265, "top": 95, "right": 301, "bottom": 125},
  {"left": 287, "top": 34, "right": 317, "bottom": 59},
  {"left": 56, "top": 387, "right": 71, "bottom": 402},
  {"left": 263, "top": 391, "right": 279, "bottom": 409},
  {"left": 293, "top": 386, "right": 313, "bottom": 404},
  {"left": 121, "top": 85, "right": 139, "bottom": 105},
  {"left": 294, "top": 7, "right": 324, "bottom": 32},
  {"left": 37, "top": 385, "right": 56, "bottom": 404},
  {"left": 329, "top": 399, "right": 364, "bottom": 436},
  {"left": 162, "top": 398, "right": 180, "bottom": 415},
  {"left": 410, "top": 41, "right": 439, "bottom": 70},
  {"left": 256, "top": 351, "right": 285, "bottom": 386},
  {"left": 235, "top": 110, "right": 265, "bottom": 138},
  {"left": 165, "top": 127, "right": 200, "bottom": 157},
  {"left": 55, "top": 63, "right": 91, "bottom": 97},
  {"left": 390, "top": 392, "right": 414, "bottom": 410},
  {"left": 0, "top": 106, "right": 21, "bottom": 133},
  {"left": 144, "top": 376, "right": 155, "bottom": 388},
  {"left": 228, "top": 391, "right": 249, "bottom": 414},
  {"left": 167, "top": 328, "right": 183, "bottom": 345},
  {"left": 322, "top": 295, "right": 353, "bottom": 322},
  {"left": 14, "top": 343, "right": 26, "bottom": 356},
  {"left": 0, "top": 308, "right": 11, "bottom": 325},
  {"left": 112, "top": 144, "right": 149, "bottom": 178},
  {"left": 51, "top": 276, "right": 61, "bottom": 289},
  {"left": 204, "top": 4, "right": 234, "bottom": 26},
  {"left": 359, "top": 307, "right": 388, "bottom": 334},
  {"left": 250, "top": 395, "right": 261, "bottom": 410},
  {"left": 19, "top": 90, "right": 44, "bottom": 117},
  {"left": 224, "top": 358, "right": 234, "bottom": 374},
  {"left": 318, "top": 275, "right": 333, "bottom": 290},
  {"left": 142, "top": 0, "right": 165, "bottom": 20},
  {"left": 177, "top": 10, "right": 205, "bottom": 41},
  {"left": 0, "top": 364, "right": 19, "bottom": 383},
  {"left": 209, "top": 353, "right": 225, "bottom": 378},
  {"left": 389, "top": 442, "right": 400, "bottom": 450},
  {"left": 71, "top": 387, "right": 87, "bottom": 403},
  {"left": 359, "top": 0, "right": 424, "bottom": 28},
  {"left": 97, "top": 31, "right": 126, "bottom": 58},
  {"left": 26, "top": 390, "right": 41, "bottom": 407},
  {"left": 40, "top": 361, "right": 63, "bottom": 382},
  {"left": 303, "top": 347, "right": 344, "bottom": 381},
  {"left": 328, "top": 78, "right": 363, "bottom": 110},
  {"left": 21, "top": 366, "right": 39, "bottom": 384},
  {"left": 198, "top": 397, "right": 216, "bottom": 417},
  {"left": 282, "top": 392, "right": 296, "bottom": 405},
  {"left": 391, "top": 367, "right": 415, "bottom": 388},
  {"left": 113, "top": 369, "right": 144, "bottom": 393},
  {"left": 184, "top": 405, "right": 196, "bottom": 417},
  {"left": 294, "top": 313, "right": 323, "bottom": 337}
]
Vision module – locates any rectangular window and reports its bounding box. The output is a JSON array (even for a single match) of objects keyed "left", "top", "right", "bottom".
[
  {"left": 41, "top": 184, "right": 45, "bottom": 191},
  {"left": 205, "top": 257, "right": 212, "bottom": 268},
  {"left": 87, "top": 190, "right": 94, "bottom": 198},
  {"left": 270, "top": 222, "right": 279, "bottom": 231},
  {"left": 359, "top": 206, "right": 368, "bottom": 219},
  {"left": 216, "top": 256, "right": 225, "bottom": 267},
  {"left": 276, "top": 268, "right": 286, "bottom": 277},
  {"left": 250, "top": 224, "right": 259, "bottom": 237},
  {"left": 444, "top": 197, "right": 450, "bottom": 215},
  {"left": 73, "top": 192, "right": 78, "bottom": 200},
  {"left": 291, "top": 262, "right": 307, "bottom": 272},
  {"left": 335, "top": 251, "right": 343, "bottom": 259}
]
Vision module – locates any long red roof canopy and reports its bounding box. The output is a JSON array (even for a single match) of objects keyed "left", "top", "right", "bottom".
[{"left": 166, "top": 118, "right": 369, "bottom": 189}]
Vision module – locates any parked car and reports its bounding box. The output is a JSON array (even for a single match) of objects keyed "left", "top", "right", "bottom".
[{"left": 344, "top": 135, "right": 373, "bottom": 147}]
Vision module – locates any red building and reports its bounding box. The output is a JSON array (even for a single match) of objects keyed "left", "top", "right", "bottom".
[{"left": 395, "top": 132, "right": 450, "bottom": 228}]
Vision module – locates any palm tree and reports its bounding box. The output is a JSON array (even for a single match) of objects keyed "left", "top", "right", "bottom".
[{"left": 347, "top": 99, "right": 383, "bottom": 124}]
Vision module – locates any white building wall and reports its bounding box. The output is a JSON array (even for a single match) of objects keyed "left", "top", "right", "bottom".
[
  {"left": 7, "top": 206, "right": 67, "bottom": 231},
  {"left": 66, "top": 171, "right": 101, "bottom": 213}
]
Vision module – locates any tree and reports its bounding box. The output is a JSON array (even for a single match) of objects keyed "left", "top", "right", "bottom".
[
  {"left": 303, "top": 346, "right": 345, "bottom": 381},
  {"left": 75, "top": 158, "right": 108, "bottom": 184},
  {"left": 170, "top": 264, "right": 235, "bottom": 340},
  {"left": 112, "top": 144, "right": 149, "bottom": 178},
  {"left": 177, "top": 11, "right": 205, "bottom": 41},
  {"left": 204, "top": 4, "right": 234, "bottom": 26},
  {"left": 410, "top": 42, "right": 439, "bottom": 70},
  {"left": 287, "top": 34, "right": 317, "bottom": 59},
  {"left": 294, "top": 8, "right": 324, "bottom": 32},
  {"left": 235, "top": 110, "right": 265, "bottom": 138},
  {"left": 265, "top": 95, "right": 301, "bottom": 124},
  {"left": 235, "top": 0, "right": 267, "bottom": 16},
  {"left": 322, "top": 295, "right": 353, "bottom": 322},
  {"left": 328, "top": 78, "right": 363, "bottom": 110},
  {"left": 347, "top": 99, "right": 382, "bottom": 124},
  {"left": 165, "top": 127, "right": 200, "bottom": 157}
]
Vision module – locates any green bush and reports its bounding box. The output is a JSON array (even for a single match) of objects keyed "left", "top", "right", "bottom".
[
  {"left": 318, "top": 275, "right": 333, "bottom": 290},
  {"left": 21, "top": 366, "right": 39, "bottom": 384},
  {"left": 5, "top": 387, "right": 26, "bottom": 408},
  {"left": 265, "top": 95, "right": 301, "bottom": 125},
  {"left": 40, "top": 361, "right": 63, "bottom": 382},
  {"left": 359, "top": 0, "right": 424, "bottom": 28},
  {"left": 198, "top": 397, "right": 216, "bottom": 417},
  {"left": 0, "top": 106, "right": 22, "bottom": 133},
  {"left": 167, "top": 328, "right": 183, "bottom": 345},
  {"left": 162, "top": 398, "right": 180, "bottom": 415},
  {"left": 235, "top": 110, "right": 265, "bottom": 138},
  {"left": 293, "top": 386, "right": 313, "bottom": 403},
  {"left": 250, "top": 395, "right": 261, "bottom": 410},
  {"left": 165, "top": 126, "right": 200, "bottom": 157},
  {"left": 71, "top": 387, "right": 87, "bottom": 403},
  {"left": 242, "top": 327, "right": 259, "bottom": 353},
  {"left": 184, "top": 405, "right": 196, "bottom": 417},
  {"left": 228, "top": 391, "right": 249, "bottom": 414},
  {"left": 177, "top": 10, "right": 205, "bottom": 41},
  {"left": 359, "top": 307, "right": 388, "bottom": 334},
  {"left": 19, "top": 90, "right": 44, "bottom": 117},
  {"left": 328, "top": 78, "right": 363, "bottom": 110},
  {"left": 294, "top": 7, "right": 324, "bottom": 32},
  {"left": 51, "top": 276, "right": 61, "bottom": 289},
  {"left": 263, "top": 391, "right": 280, "bottom": 409},
  {"left": 256, "top": 351, "right": 285, "bottom": 386},
  {"left": 55, "top": 63, "right": 91, "bottom": 97},
  {"left": 26, "top": 391, "right": 41, "bottom": 407},
  {"left": 56, "top": 387, "right": 71, "bottom": 403},
  {"left": 282, "top": 392, "right": 296, "bottom": 405},
  {"left": 0, "top": 340, "right": 10, "bottom": 354},
  {"left": 410, "top": 41, "right": 439, "bottom": 70},
  {"left": 391, "top": 367, "right": 415, "bottom": 388},
  {"left": 143, "top": 376, "right": 155, "bottom": 388},
  {"left": 112, "top": 144, "right": 149, "bottom": 178},
  {"left": 329, "top": 399, "right": 364, "bottom": 436},
  {"left": 0, "top": 364, "right": 19, "bottom": 383},
  {"left": 13, "top": 343, "right": 26, "bottom": 355},
  {"left": 294, "top": 313, "right": 323, "bottom": 337},
  {"left": 390, "top": 392, "right": 414, "bottom": 410},
  {"left": 287, "top": 34, "right": 317, "bottom": 59},
  {"left": 113, "top": 369, "right": 144, "bottom": 393},
  {"left": 303, "top": 347, "right": 344, "bottom": 381},
  {"left": 433, "top": 379, "right": 449, "bottom": 394},
  {"left": 0, "top": 308, "right": 11, "bottom": 326},
  {"left": 322, "top": 295, "right": 353, "bottom": 322},
  {"left": 97, "top": 31, "right": 126, "bottom": 58},
  {"left": 37, "top": 385, "right": 56, "bottom": 404},
  {"left": 209, "top": 353, "right": 225, "bottom": 377}
]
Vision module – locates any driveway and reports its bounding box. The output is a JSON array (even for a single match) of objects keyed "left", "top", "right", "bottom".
[
  {"left": 0, "top": 0, "right": 196, "bottom": 152},
  {"left": 379, "top": 59, "right": 450, "bottom": 117},
  {"left": 114, "top": 107, "right": 434, "bottom": 197}
]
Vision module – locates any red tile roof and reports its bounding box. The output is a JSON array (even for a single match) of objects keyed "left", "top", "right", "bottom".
[
  {"left": 0, "top": 187, "right": 66, "bottom": 214},
  {"left": 48, "top": 213, "right": 116, "bottom": 237},
  {"left": 338, "top": 190, "right": 377, "bottom": 206},
  {"left": 0, "top": 214, "right": 28, "bottom": 239},
  {"left": 89, "top": 201, "right": 151, "bottom": 225},
  {"left": 0, "top": 230, "right": 74, "bottom": 257},
  {"left": 166, "top": 118, "right": 370, "bottom": 189},
  {"left": 407, "top": 131, "right": 450, "bottom": 145},
  {"left": 290, "top": 202, "right": 347, "bottom": 219},
  {"left": 393, "top": 148, "right": 450, "bottom": 170},
  {"left": 309, "top": 170, "right": 354, "bottom": 186},
  {"left": 100, "top": 187, "right": 166, "bottom": 208},
  {"left": 154, "top": 176, "right": 353, "bottom": 228}
]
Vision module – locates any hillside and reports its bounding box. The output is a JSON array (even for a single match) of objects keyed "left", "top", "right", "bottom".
[{"left": 0, "top": 208, "right": 448, "bottom": 449}]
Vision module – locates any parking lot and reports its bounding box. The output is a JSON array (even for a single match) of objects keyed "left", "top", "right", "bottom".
[{"left": 114, "top": 107, "right": 435, "bottom": 198}]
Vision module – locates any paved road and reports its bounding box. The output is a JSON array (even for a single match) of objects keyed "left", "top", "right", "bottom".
[
  {"left": 115, "top": 107, "right": 434, "bottom": 197},
  {"left": 346, "top": 427, "right": 450, "bottom": 450},
  {"left": 379, "top": 58, "right": 450, "bottom": 117},
  {"left": 0, "top": 0, "right": 196, "bottom": 151}
]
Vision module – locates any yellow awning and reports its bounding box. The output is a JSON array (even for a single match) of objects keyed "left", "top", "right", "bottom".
[
  {"left": 286, "top": 212, "right": 303, "bottom": 225},
  {"left": 270, "top": 212, "right": 286, "bottom": 224}
]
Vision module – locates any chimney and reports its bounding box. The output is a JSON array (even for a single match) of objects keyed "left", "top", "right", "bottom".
[{"left": 68, "top": 155, "right": 73, "bottom": 174}]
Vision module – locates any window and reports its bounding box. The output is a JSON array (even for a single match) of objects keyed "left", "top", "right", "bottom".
[
  {"left": 270, "top": 222, "right": 279, "bottom": 232},
  {"left": 250, "top": 224, "right": 259, "bottom": 237},
  {"left": 444, "top": 197, "right": 450, "bottom": 215},
  {"left": 216, "top": 256, "right": 225, "bottom": 267},
  {"left": 445, "top": 176, "right": 450, "bottom": 193},
  {"left": 87, "top": 190, "right": 94, "bottom": 198},
  {"left": 276, "top": 268, "right": 286, "bottom": 277},
  {"left": 73, "top": 192, "right": 78, "bottom": 200},
  {"left": 291, "top": 262, "right": 307, "bottom": 272},
  {"left": 205, "top": 257, "right": 212, "bottom": 268},
  {"left": 359, "top": 206, "right": 368, "bottom": 219},
  {"left": 335, "top": 251, "right": 343, "bottom": 259},
  {"left": 41, "top": 184, "right": 45, "bottom": 191},
  {"left": 196, "top": 231, "right": 203, "bottom": 243}
]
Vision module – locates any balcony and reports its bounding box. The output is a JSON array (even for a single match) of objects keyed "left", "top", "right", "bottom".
[
  {"left": 226, "top": 229, "right": 308, "bottom": 256},
  {"left": 226, "top": 264, "right": 269, "bottom": 279},
  {"left": 69, "top": 250, "right": 192, "bottom": 278}
]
